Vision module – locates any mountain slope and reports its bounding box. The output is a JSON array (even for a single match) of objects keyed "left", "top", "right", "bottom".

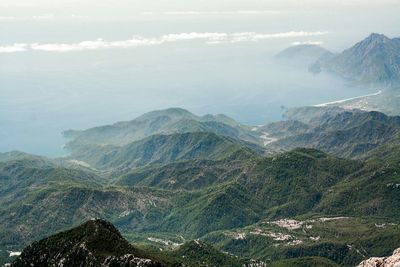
[
  {"left": 68, "top": 132, "right": 260, "bottom": 170},
  {"left": 161, "top": 182, "right": 265, "bottom": 237},
  {"left": 0, "top": 184, "right": 175, "bottom": 249},
  {"left": 11, "top": 219, "right": 164, "bottom": 267},
  {"left": 240, "top": 148, "right": 363, "bottom": 216},
  {"left": 204, "top": 216, "right": 400, "bottom": 267},
  {"left": 63, "top": 108, "right": 259, "bottom": 153},
  {"left": 2, "top": 146, "right": 400, "bottom": 244},
  {"left": 0, "top": 151, "right": 47, "bottom": 163},
  {"left": 276, "top": 44, "right": 333, "bottom": 65},
  {"left": 0, "top": 157, "right": 103, "bottom": 205},
  {"left": 311, "top": 33, "right": 400, "bottom": 85},
  {"left": 115, "top": 159, "right": 253, "bottom": 190},
  {"left": 170, "top": 240, "right": 257, "bottom": 267},
  {"left": 262, "top": 108, "right": 400, "bottom": 158},
  {"left": 10, "top": 219, "right": 267, "bottom": 267},
  {"left": 3, "top": 105, "right": 400, "bottom": 266}
]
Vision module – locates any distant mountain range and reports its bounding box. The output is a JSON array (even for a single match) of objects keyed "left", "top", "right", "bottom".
[
  {"left": 64, "top": 107, "right": 400, "bottom": 165},
  {"left": 311, "top": 33, "right": 400, "bottom": 86},
  {"left": 2, "top": 107, "right": 400, "bottom": 266},
  {"left": 63, "top": 107, "right": 258, "bottom": 149},
  {"left": 278, "top": 33, "right": 400, "bottom": 87},
  {"left": 67, "top": 131, "right": 260, "bottom": 171},
  {"left": 275, "top": 33, "right": 400, "bottom": 119},
  {"left": 276, "top": 44, "right": 333, "bottom": 65},
  {"left": 261, "top": 107, "right": 400, "bottom": 158}
]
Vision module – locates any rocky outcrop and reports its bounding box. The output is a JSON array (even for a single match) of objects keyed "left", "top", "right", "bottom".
[
  {"left": 11, "top": 219, "right": 164, "bottom": 267},
  {"left": 357, "top": 248, "right": 400, "bottom": 267}
]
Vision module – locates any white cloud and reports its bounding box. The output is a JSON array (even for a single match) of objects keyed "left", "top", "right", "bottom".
[
  {"left": 0, "top": 44, "right": 28, "bottom": 53},
  {"left": 0, "top": 31, "right": 328, "bottom": 53},
  {"left": 30, "top": 37, "right": 164, "bottom": 52}
]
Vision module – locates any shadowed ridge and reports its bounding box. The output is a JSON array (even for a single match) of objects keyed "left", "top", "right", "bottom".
[{"left": 11, "top": 218, "right": 165, "bottom": 267}]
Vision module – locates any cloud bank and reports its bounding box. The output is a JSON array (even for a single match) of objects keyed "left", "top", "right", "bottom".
[
  {"left": 0, "top": 31, "right": 328, "bottom": 53},
  {"left": 0, "top": 44, "right": 28, "bottom": 53}
]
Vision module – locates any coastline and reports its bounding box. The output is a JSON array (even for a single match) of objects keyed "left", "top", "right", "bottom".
[{"left": 314, "top": 90, "right": 382, "bottom": 107}]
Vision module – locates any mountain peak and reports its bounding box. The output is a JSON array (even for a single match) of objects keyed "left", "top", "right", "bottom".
[
  {"left": 63, "top": 106, "right": 259, "bottom": 151},
  {"left": 366, "top": 32, "right": 390, "bottom": 42},
  {"left": 276, "top": 44, "right": 332, "bottom": 63},
  {"left": 159, "top": 107, "right": 193, "bottom": 116},
  {"left": 313, "top": 33, "right": 400, "bottom": 85},
  {"left": 140, "top": 107, "right": 194, "bottom": 119},
  {"left": 82, "top": 218, "right": 122, "bottom": 236},
  {"left": 353, "top": 33, "right": 392, "bottom": 52},
  {"left": 11, "top": 219, "right": 164, "bottom": 267}
]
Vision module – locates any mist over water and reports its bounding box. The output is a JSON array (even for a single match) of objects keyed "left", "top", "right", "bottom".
[{"left": 1, "top": 0, "right": 399, "bottom": 156}]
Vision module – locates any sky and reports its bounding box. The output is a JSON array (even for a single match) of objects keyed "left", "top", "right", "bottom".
[
  {"left": 1, "top": 0, "right": 400, "bottom": 156},
  {"left": 1, "top": 0, "right": 400, "bottom": 51},
  {"left": 1, "top": 0, "right": 400, "bottom": 43}
]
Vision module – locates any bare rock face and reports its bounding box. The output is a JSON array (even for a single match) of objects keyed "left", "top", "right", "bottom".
[{"left": 357, "top": 248, "right": 400, "bottom": 267}]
